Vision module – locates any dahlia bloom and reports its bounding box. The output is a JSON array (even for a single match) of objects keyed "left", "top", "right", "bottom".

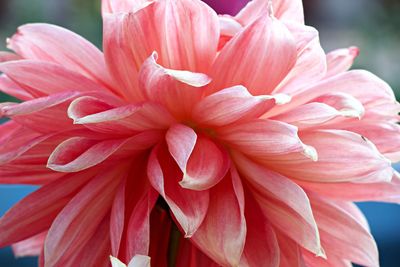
[{"left": 1, "top": 0, "right": 400, "bottom": 266}]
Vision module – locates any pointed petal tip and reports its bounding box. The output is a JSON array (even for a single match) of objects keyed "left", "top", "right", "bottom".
[
  {"left": 302, "top": 144, "right": 318, "bottom": 162},
  {"left": 257, "top": 93, "right": 292, "bottom": 105}
]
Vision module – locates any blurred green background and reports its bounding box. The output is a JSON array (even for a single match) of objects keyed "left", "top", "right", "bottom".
[{"left": 0, "top": 0, "right": 399, "bottom": 266}]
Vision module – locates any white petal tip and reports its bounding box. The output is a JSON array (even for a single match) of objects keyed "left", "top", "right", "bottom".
[
  {"left": 302, "top": 144, "right": 318, "bottom": 161},
  {"left": 339, "top": 109, "right": 363, "bottom": 119},
  {"left": 257, "top": 93, "right": 291, "bottom": 105},
  {"left": 110, "top": 256, "right": 126, "bottom": 267}
]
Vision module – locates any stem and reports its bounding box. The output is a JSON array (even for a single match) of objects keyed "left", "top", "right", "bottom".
[{"left": 167, "top": 222, "right": 181, "bottom": 267}]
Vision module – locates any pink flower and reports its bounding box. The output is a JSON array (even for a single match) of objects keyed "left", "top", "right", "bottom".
[{"left": 1, "top": 0, "right": 399, "bottom": 266}]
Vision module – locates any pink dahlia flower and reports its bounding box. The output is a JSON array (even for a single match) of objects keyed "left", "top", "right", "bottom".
[{"left": 1, "top": 0, "right": 400, "bottom": 266}]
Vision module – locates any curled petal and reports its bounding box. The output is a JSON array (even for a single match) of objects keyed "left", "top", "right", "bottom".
[
  {"left": 147, "top": 144, "right": 209, "bottom": 237},
  {"left": 218, "top": 119, "right": 317, "bottom": 160},
  {"left": 166, "top": 124, "right": 230, "bottom": 191},
  {"left": 193, "top": 85, "right": 290, "bottom": 127},
  {"left": 138, "top": 52, "right": 210, "bottom": 118},
  {"left": 47, "top": 137, "right": 127, "bottom": 172},
  {"left": 103, "top": 0, "right": 219, "bottom": 100},
  {"left": 68, "top": 96, "right": 175, "bottom": 134}
]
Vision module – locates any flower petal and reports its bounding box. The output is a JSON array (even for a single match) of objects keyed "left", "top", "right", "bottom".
[
  {"left": 67, "top": 216, "right": 111, "bottom": 267},
  {"left": 179, "top": 136, "right": 230, "bottom": 191},
  {"left": 12, "top": 232, "right": 47, "bottom": 258},
  {"left": 210, "top": 15, "right": 296, "bottom": 96},
  {"left": 0, "top": 171, "right": 94, "bottom": 247},
  {"left": 0, "top": 60, "right": 109, "bottom": 97},
  {"left": 147, "top": 144, "right": 209, "bottom": 237},
  {"left": 166, "top": 124, "right": 230, "bottom": 191},
  {"left": 233, "top": 152, "right": 323, "bottom": 256},
  {"left": 138, "top": 52, "right": 210, "bottom": 118},
  {"left": 193, "top": 85, "right": 290, "bottom": 127},
  {"left": 240, "top": 192, "right": 279, "bottom": 267},
  {"left": 128, "top": 255, "right": 151, "bottom": 267},
  {"left": 0, "top": 74, "right": 32, "bottom": 100},
  {"left": 310, "top": 195, "right": 379, "bottom": 267},
  {"left": 236, "top": 0, "right": 304, "bottom": 24},
  {"left": 191, "top": 168, "right": 246, "bottom": 266},
  {"left": 68, "top": 96, "right": 175, "bottom": 135},
  {"left": 218, "top": 119, "right": 316, "bottom": 160},
  {"left": 47, "top": 137, "right": 127, "bottom": 172},
  {"left": 103, "top": 0, "right": 219, "bottom": 101},
  {"left": 1, "top": 91, "right": 82, "bottom": 133},
  {"left": 102, "top": 0, "right": 153, "bottom": 15},
  {"left": 0, "top": 51, "right": 21, "bottom": 62},
  {"left": 274, "top": 23, "right": 326, "bottom": 95},
  {"left": 44, "top": 165, "right": 124, "bottom": 267},
  {"left": 325, "top": 46, "right": 359, "bottom": 78},
  {"left": 270, "top": 130, "right": 393, "bottom": 183},
  {"left": 8, "top": 23, "right": 114, "bottom": 91}
]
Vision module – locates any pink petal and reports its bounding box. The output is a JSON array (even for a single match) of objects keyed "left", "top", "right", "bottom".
[
  {"left": 147, "top": 144, "right": 209, "bottom": 237},
  {"left": 312, "top": 92, "right": 365, "bottom": 119},
  {"left": 302, "top": 249, "right": 351, "bottom": 267},
  {"left": 125, "top": 187, "right": 158, "bottom": 260},
  {"left": 218, "top": 119, "right": 316, "bottom": 160},
  {"left": 274, "top": 23, "right": 326, "bottom": 95},
  {"left": 236, "top": 0, "right": 304, "bottom": 25},
  {"left": 233, "top": 152, "right": 323, "bottom": 256},
  {"left": 272, "top": 103, "right": 343, "bottom": 128},
  {"left": 0, "top": 51, "right": 21, "bottom": 62},
  {"left": 191, "top": 168, "right": 246, "bottom": 266},
  {"left": 166, "top": 124, "right": 197, "bottom": 173},
  {"left": 102, "top": 0, "right": 153, "bottom": 15},
  {"left": 8, "top": 23, "right": 115, "bottom": 91},
  {"left": 0, "top": 74, "right": 33, "bottom": 100},
  {"left": 276, "top": 233, "right": 307, "bottom": 267},
  {"left": 192, "top": 85, "right": 290, "bottom": 127},
  {"left": 0, "top": 171, "right": 94, "bottom": 247},
  {"left": 103, "top": 0, "right": 219, "bottom": 101},
  {"left": 176, "top": 238, "right": 218, "bottom": 267},
  {"left": 12, "top": 232, "right": 47, "bottom": 258},
  {"left": 0, "top": 60, "right": 110, "bottom": 97},
  {"left": 271, "top": 130, "right": 393, "bottom": 183},
  {"left": 210, "top": 14, "right": 296, "bottom": 96},
  {"left": 138, "top": 52, "right": 211, "bottom": 118},
  {"left": 310, "top": 195, "right": 379, "bottom": 267},
  {"left": 47, "top": 137, "right": 128, "bottom": 172},
  {"left": 110, "top": 179, "right": 127, "bottom": 257},
  {"left": 1, "top": 91, "right": 82, "bottom": 133},
  {"left": 68, "top": 95, "right": 175, "bottom": 135},
  {"left": 240, "top": 192, "right": 279, "bottom": 267},
  {"left": 166, "top": 124, "right": 230, "bottom": 190},
  {"left": 325, "top": 46, "right": 360, "bottom": 78},
  {"left": 340, "top": 121, "right": 400, "bottom": 162},
  {"left": 297, "top": 174, "right": 400, "bottom": 203},
  {"left": 267, "top": 70, "right": 396, "bottom": 118},
  {"left": 67, "top": 216, "right": 111, "bottom": 267},
  {"left": 0, "top": 164, "right": 63, "bottom": 185},
  {"left": 44, "top": 165, "right": 124, "bottom": 267},
  {"left": 179, "top": 136, "right": 230, "bottom": 191}
]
